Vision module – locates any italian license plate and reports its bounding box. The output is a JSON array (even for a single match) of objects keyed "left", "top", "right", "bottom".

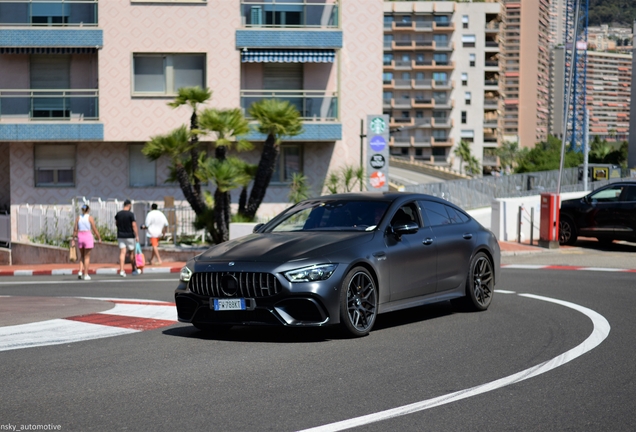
[{"left": 213, "top": 298, "right": 246, "bottom": 311}]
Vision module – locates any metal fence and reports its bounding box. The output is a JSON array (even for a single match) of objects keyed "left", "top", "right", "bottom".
[
  {"left": 403, "top": 167, "right": 627, "bottom": 210},
  {"left": 14, "top": 198, "right": 205, "bottom": 246}
]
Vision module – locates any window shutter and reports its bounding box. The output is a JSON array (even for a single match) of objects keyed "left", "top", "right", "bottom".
[
  {"left": 264, "top": 63, "right": 303, "bottom": 90},
  {"left": 30, "top": 55, "right": 70, "bottom": 89}
]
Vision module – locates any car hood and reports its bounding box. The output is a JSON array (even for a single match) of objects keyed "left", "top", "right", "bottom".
[{"left": 197, "top": 231, "right": 375, "bottom": 263}]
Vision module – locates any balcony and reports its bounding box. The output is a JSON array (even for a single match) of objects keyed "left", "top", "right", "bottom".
[
  {"left": 240, "top": 1, "right": 339, "bottom": 28},
  {"left": 390, "top": 136, "right": 413, "bottom": 147},
  {"left": 413, "top": 79, "right": 433, "bottom": 90},
  {"left": 432, "top": 80, "right": 452, "bottom": 90},
  {"left": 0, "top": 1, "right": 98, "bottom": 26},
  {"left": 412, "top": 98, "right": 433, "bottom": 109},
  {"left": 432, "top": 118, "right": 452, "bottom": 128},
  {"left": 390, "top": 117, "right": 414, "bottom": 128},
  {"left": 431, "top": 136, "right": 453, "bottom": 147},
  {"left": 484, "top": 98, "right": 499, "bottom": 110},
  {"left": 241, "top": 90, "right": 337, "bottom": 122},
  {"left": 392, "top": 98, "right": 411, "bottom": 109},
  {"left": 483, "top": 118, "right": 498, "bottom": 128},
  {"left": 414, "top": 22, "right": 433, "bottom": 32},
  {"left": 0, "top": 89, "right": 98, "bottom": 121},
  {"left": 393, "top": 79, "right": 412, "bottom": 89}
]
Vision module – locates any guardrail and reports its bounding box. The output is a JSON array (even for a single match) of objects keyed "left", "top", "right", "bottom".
[
  {"left": 0, "top": 89, "right": 99, "bottom": 121},
  {"left": 241, "top": 90, "right": 337, "bottom": 122}
]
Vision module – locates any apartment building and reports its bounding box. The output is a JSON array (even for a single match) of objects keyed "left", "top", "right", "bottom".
[
  {"left": 500, "top": 0, "right": 551, "bottom": 148},
  {"left": 382, "top": 0, "right": 502, "bottom": 174},
  {"left": 551, "top": 47, "right": 632, "bottom": 143},
  {"left": 0, "top": 0, "right": 382, "bottom": 220}
]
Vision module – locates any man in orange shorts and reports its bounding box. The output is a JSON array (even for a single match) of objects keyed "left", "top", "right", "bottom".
[{"left": 142, "top": 203, "right": 169, "bottom": 265}]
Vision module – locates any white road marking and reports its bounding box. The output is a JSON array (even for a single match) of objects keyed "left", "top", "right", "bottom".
[
  {"left": 298, "top": 292, "right": 611, "bottom": 432},
  {"left": 0, "top": 319, "right": 137, "bottom": 352},
  {"left": 0, "top": 297, "right": 177, "bottom": 352}
]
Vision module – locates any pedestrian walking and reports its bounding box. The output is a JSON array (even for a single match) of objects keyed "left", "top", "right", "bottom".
[
  {"left": 115, "top": 199, "right": 140, "bottom": 277},
  {"left": 71, "top": 204, "right": 102, "bottom": 281},
  {"left": 142, "top": 203, "right": 169, "bottom": 265}
]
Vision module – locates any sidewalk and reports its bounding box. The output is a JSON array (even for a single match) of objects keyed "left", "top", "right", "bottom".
[
  {"left": 0, "top": 241, "right": 547, "bottom": 277},
  {"left": 0, "top": 261, "right": 185, "bottom": 277}
]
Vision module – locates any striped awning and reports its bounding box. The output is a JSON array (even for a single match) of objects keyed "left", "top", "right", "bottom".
[{"left": 241, "top": 49, "right": 335, "bottom": 63}]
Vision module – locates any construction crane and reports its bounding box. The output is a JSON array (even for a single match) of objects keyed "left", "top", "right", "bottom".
[{"left": 563, "top": 0, "right": 589, "bottom": 152}]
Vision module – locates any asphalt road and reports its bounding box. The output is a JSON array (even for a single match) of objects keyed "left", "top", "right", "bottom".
[{"left": 0, "top": 256, "right": 634, "bottom": 432}]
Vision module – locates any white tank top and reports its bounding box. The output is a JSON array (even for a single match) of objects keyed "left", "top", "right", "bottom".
[{"left": 78, "top": 214, "right": 91, "bottom": 232}]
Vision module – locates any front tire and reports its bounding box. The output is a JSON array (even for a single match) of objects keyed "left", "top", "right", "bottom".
[
  {"left": 339, "top": 267, "right": 378, "bottom": 337},
  {"left": 559, "top": 216, "right": 577, "bottom": 245}
]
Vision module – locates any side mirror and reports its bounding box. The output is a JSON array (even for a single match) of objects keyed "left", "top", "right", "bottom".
[
  {"left": 253, "top": 223, "right": 264, "bottom": 233},
  {"left": 391, "top": 221, "right": 419, "bottom": 238}
]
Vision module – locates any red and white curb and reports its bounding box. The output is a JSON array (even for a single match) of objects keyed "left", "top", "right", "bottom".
[
  {"left": 0, "top": 297, "right": 177, "bottom": 352},
  {"left": 0, "top": 267, "right": 182, "bottom": 277},
  {"left": 502, "top": 264, "right": 636, "bottom": 273}
]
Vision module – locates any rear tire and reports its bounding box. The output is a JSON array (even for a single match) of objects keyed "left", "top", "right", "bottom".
[
  {"left": 339, "top": 267, "right": 377, "bottom": 337},
  {"left": 453, "top": 252, "right": 494, "bottom": 311},
  {"left": 559, "top": 216, "right": 577, "bottom": 245}
]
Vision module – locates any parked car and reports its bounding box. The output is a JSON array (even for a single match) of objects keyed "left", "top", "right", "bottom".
[
  {"left": 559, "top": 181, "right": 636, "bottom": 245},
  {"left": 175, "top": 193, "right": 500, "bottom": 337}
]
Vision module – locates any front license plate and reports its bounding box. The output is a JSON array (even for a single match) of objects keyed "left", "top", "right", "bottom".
[{"left": 213, "top": 298, "right": 246, "bottom": 311}]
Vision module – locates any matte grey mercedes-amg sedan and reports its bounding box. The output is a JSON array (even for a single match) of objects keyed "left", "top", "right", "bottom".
[{"left": 175, "top": 192, "right": 500, "bottom": 337}]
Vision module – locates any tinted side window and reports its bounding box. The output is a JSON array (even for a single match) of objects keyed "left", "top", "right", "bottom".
[
  {"left": 390, "top": 203, "right": 421, "bottom": 227},
  {"left": 446, "top": 205, "right": 470, "bottom": 224},
  {"left": 420, "top": 201, "right": 451, "bottom": 226},
  {"left": 620, "top": 186, "right": 636, "bottom": 202}
]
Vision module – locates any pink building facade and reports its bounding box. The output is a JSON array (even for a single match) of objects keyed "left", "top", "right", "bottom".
[{"left": 0, "top": 0, "right": 383, "bottom": 223}]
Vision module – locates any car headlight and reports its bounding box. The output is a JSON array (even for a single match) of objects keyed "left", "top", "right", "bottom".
[
  {"left": 179, "top": 266, "right": 192, "bottom": 282},
  {"left": 284, "top": 264, "right": 338, "bottom": 283}
]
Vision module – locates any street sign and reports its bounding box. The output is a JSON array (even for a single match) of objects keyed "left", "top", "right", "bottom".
[{"left": 366, "top": 115, "right": 389, "bottom": 192}]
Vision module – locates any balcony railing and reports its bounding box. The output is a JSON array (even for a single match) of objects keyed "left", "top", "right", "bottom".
[
  {"left": 240, "top": 90, "right": 338, "bottom": 121},
  {"left": 0, "top": 89, "right": 99, "bottom": 120},
  {"left": 241, "top": 1, "right": 339, "bottom": 28},
  {"left": 0, "top": 1, "right": 98, "bottom": 27}
]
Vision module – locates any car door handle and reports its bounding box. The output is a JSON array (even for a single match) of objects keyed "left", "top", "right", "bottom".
[
  {"left": 373, "top": 252, "right": 386, "bottom": 261},
  {"left": 423, "top": 238, "right": 433, "bottom": 245},
  {"left": 463, "top": 233, "right": 473, "bottom": 240}
]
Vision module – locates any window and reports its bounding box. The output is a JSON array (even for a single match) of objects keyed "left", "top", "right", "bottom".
[
  {"left": 383, "top": 72, "right": 394, "bottom": 83},
  {"left": 34, "top": 144, "right": 75, "bottom": 187},
  {"left": 462, "top": 15, "right": 469, "bottom": 29},
  {"left": 433, "top": 53, "right": 448, "bottom": 65},
  {"left": 383, "top": 53, "right": 393, "bottom": 65},
  {"left": 272, "top": 144, "right": 302, "bottom": 183},
  {"left": 462, "top": 35, "right": 476, "bottom": 48},
  {"left": 469, "top": 53, "right": 476, "bottom": 67},
  {"left": 461, "top": 111, "right": 467, "bottom": 124},
  {"left": 461, "top": 130, "right": 475, "bottom": 139},
  {"left": 420, "top": 201, "right": 469, "bottom": 226},
  {"left": 133, "top": 54, "right": 205, "bottom": 95},
  {"left": 461, "top": 72, "right": 468, "bottom": 86},
  {"left": 129, "top": 144, "right": 156, "bottom": 187},
  {"left": 465, "top": 91, "right": 472, "bottom": 105}
]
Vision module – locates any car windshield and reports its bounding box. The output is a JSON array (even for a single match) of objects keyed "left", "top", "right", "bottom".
[{"left": 267, "top": 200, "right": 390, "bottom": 232}]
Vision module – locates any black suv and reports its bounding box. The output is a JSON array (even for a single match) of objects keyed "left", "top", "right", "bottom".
[{"left": 559, "top": 181, "right": 636, "bottom": 245}]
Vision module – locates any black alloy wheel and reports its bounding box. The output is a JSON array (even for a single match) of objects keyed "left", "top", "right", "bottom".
[
  {"left": 559, "top": 216, "right": 577, "bottom": 245},
  {"left": 453, "top": 252, "right": 494, "bottom": 311},
  {"left": 340, "top": 267, "right": 378, "bottom": 337}
]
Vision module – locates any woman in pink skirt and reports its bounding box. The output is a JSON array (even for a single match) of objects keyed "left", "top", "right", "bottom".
[{"left": 71, "top": 204, "right": 102, "bottom": 281}]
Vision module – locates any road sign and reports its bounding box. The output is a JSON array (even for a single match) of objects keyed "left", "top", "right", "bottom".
[{"left": 366, "top": 115, "right": 389, "bottom": 192}]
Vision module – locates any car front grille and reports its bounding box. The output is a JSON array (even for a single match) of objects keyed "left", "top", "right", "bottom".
[{"left": 188, "top": 272, "right": 283, "bottom": 298}]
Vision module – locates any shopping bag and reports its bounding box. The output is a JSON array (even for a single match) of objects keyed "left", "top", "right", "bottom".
[
  {"left": 135, "top": 242, "right": 145, "bottom": 268},
  {"left": 69, "top": 244, "right": 77, "bottom": 262}
]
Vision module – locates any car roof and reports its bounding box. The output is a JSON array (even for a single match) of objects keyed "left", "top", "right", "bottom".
[{"left": 310, "top": 191, "right": 444, "bottom": 202}]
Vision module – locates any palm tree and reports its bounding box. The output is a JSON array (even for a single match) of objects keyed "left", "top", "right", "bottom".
[
  {"left": 196, "top": 157, "right": 252, "bottom": 243},
  {"left": 239, "top": 99, "right": 303, "bottom": 220},
  {"left": 495, "top": 140, "right": 520, "bottom": 174},
  {"left": 198, "top": 108, "right": 254, "bottom": 242},
  {"left": 454, "top": 139, "right": 473, "bottom": 175},
  {"left": 166, "top": 86, "right": 213, "bottom": 207},
  {"left": 143, "top": 125, "right": 207, "bottom": 215}
]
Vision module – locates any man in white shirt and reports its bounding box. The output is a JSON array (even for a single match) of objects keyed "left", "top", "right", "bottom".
[{"left": 142, "top": 203, "right": 169, "bottom": 265}]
